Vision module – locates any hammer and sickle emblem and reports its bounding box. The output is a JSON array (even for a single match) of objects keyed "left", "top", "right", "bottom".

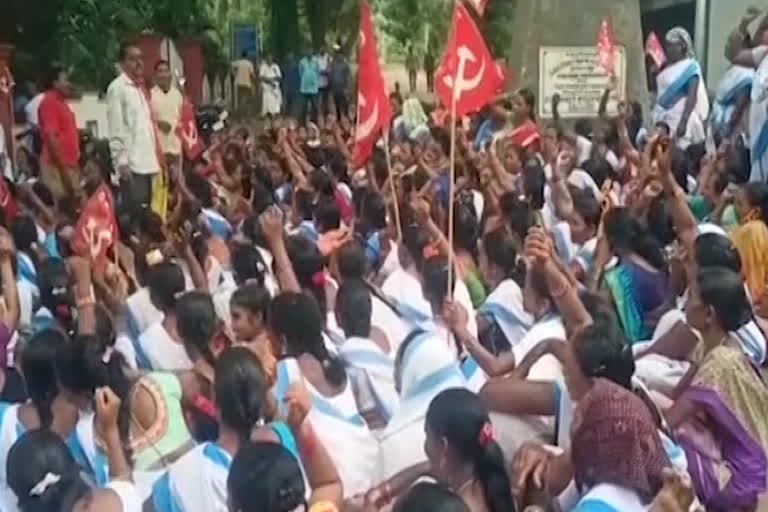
[
  {"left": 355, "top": 93, "right": 379, "bottom": 142},
  {"left": 442, "top": 46, "right": 485, "bottom": 100},
  {"left": 183, "top": 121, "right": 198, "bottom": 149}
]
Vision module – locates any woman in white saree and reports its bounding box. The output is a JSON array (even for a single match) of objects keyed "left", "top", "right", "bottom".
[
  {"left": 652, "top": 27, "right": 710, "bottom": 149},
  {"left": 270, "top": 291, "right": 378, "bottom": 498}
]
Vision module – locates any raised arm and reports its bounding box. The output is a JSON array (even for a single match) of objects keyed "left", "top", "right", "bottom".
[{"left": 260, "top": 206, "right": 301, "bottom": 293}]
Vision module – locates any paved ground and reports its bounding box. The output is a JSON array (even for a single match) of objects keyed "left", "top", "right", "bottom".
[{"left": 383, "top": 63, "right": 436, "bottom": 103}]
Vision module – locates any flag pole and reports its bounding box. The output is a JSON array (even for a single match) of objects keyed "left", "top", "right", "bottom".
[
  {"left": 383, "top": 131, "right": 403, "bottom": 241},
  {"left": 446, "top": 63, "right": 458, "bottom": 303}
]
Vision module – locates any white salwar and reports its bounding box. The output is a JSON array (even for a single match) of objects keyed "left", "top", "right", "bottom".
[
  {"left": 653, "top": 58, "right": 710, "bottom": 149},
  {"left": 378, "top": 328, "right": 467, "bottom": 483},
  {"left": 339, "top": 336, "right": 399, "bottom": 422},
  {"left": 750, "top": 46, "right": 768, "bottom": 182},
  {"left": 477, "top": 279, "right": 532, "bottom": 348},
  {"left": 150, "top": 442, "right": 231, "bottom": 512},
  {"left": 273, "top": 358, "right": 377, "bottom": 497},
  {"left": 259, "top": 62, "right": 282, "bottom": 116}
]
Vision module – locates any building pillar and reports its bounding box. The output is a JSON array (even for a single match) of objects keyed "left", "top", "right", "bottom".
[{"left": 694, "top": 0, "right": 710, "bottom": 77}]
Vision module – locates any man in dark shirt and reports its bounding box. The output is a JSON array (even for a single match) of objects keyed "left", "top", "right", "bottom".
[
  {"left": 329, "top": 47, "right": 351, "bottom": 120},
  {"left": 281, "top": 52, "right": 300, "bottom": 118}
]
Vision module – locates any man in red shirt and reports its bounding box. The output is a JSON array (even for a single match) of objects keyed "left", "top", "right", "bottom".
[{"left": 39, "top": 65, "right": 81, "bottom": 206}]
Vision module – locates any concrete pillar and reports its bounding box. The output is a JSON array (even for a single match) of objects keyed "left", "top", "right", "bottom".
[
  {"left": 508, "top": 0, "right": 650, "bottom": 117},
  {"left": 0, "top": 45, "right": 15, "bottom": 170},
  {"left": 694, "top": 0, "right": 710, "bottom": 77}
]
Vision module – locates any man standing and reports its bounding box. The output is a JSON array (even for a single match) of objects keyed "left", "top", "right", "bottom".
[
  {"left": 317, "top": 47, "right": 330, "bottom": 117},
  {"left": 282, "top": 53, "right": 300, "bottom": 118},
  {"left": 107, "top": 43, "right": 161, "bottom": 210},
  {"left": 424, "top": 49, "right": 436, "bottom": 93},
  {"left": 38, "top": 65, "right": 81, "bottom": 204},
  {"left": 232, "top": 51, "right": 255, "bottom": 113},
  {"left": 329, "top": 46, "right": 350, "bottom": 120},
  {"left": 406, "top": 46, "right": 418, "bottom": 93},
  {"left": 150, "top": 60, "right": 183, "bottom": 169},
  {"left": 299, "top": 49, "right": 320, "bottom": 124},
  {"left": 259, "top": 54, "right": 282, "bottom": 118}
]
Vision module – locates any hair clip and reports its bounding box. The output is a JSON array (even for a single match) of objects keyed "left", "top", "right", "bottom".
[{"left": 29, "top": 473, "right": 60, "bottom": 497}]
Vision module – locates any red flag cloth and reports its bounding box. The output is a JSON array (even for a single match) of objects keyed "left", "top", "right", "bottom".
[
  {"left": 435, "top": 4, "right": 504, "bottom": 118},
  {"left": 597, "top": 19, "right": 616, "bottom": 78},
  {"left": 71, "top": 184, "right": 118, "bottom": 268},
  {"left": 465, "top": 0, "right": 489, "bottom": 17},
  {"left": 177, "top": 96, "right": 204, "bottom": 161},
  {"left": 645, "top": 31, "right": 667, "bottom": 69},
  {"left": 352, "top": 0, "right": 393, "bottom": 168},
  {"left": 0, "top": 176, "right": 18, "bottom": 221}
]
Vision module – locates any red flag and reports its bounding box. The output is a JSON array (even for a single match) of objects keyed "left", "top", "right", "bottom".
[
  {"left": 435, "top": 4, "right": 503, "bottom": 118},
  {"left": 465, "top": 0, "right": 489, "bottom": 17},
  {"left": 177, "top": 96, "right": 203, "bottom": 160},
  {"left": 0, "top": 177, "right": 18, "bottom": 221},
  {"left": 71, "top": 184, "right": 118, "bottom": 269},
  {"left": 597, "top": 19, "right": 616, "bottom": 78},
  {"left": 645, "top": 31, "right": 667, "bottom": 69},
  {"left": 352, "top": 0, "right": 392, "bottom": 168}
]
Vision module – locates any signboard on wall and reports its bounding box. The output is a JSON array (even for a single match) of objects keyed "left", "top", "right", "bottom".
[
  {"left": 538, "top": 46, "right": 626, "bottom": 118},
  {"left": 231, "top": 23, "right": 261, "bottom": 61}
]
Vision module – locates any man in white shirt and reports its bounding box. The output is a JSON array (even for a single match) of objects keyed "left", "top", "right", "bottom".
[
  {"left": 259, "top": 54, "right": 282, "bottom": 117},
  {"left": 150, "top": 60, "right": 183, "bottom": 166},
  {"left": 107, "top": 43, "right": 161, "bottom": 209},
  {"left": 317, "top": 49, "right": 330, "bottom": 117}
]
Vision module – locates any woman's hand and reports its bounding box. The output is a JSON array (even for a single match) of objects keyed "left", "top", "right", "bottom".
[
  {"left": 524, "top": 227, "right": 553, "bottom": 268},
  {"left": 442, "top": 299, "right": 470, "bottom": 339},
  {"left": 95, "top": 387, "right": 121, "bottom": 437},
  {"left": 511, "top": 442, "right": 553, "bottom": 501},
  {"left": 259, "top": 205, "right": 285, "bottom": 245}
]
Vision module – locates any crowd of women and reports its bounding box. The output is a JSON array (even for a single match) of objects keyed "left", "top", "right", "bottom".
[{"left": 4, "top": 7, "right": 768, "bottom": 512}]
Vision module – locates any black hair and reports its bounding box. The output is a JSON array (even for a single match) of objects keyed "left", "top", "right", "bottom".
[
  {"left": 570, "top": 186, "right": 601, "bottom": 229},
  {"left": 453, "top": 201, "right": 479, "bottom": 253},
  {"left": 517, "top": 88, "right": 536, "bottom": 121},
  {"left": 294, "top": 189, "right": 315, "bottom": 221},
  {"left": 215, "top": 347, "right": 266, "bottom": 439},
  {"left": 227, "top": 441, "right": 306, "bottom": 512},
  {"left": 231, "top": 244, "right": 267, "bottom": 286},
  {"left": 670, "top": 147, "right": 690, "bottom": 192},
  {"left": 21, "top": 330, "right": 65, "bottom": 429},
  {"left": 36, "top": 259, "right": 74, "bottom": 334},
  {"left": 285, "top": 235, "right": 327, "bottom": 314},
  {"left": 7, "top": 429, "right": 90, "bottom": 512},
  {"left": 56, "top": 334, "right": 133, "bottom": 463},
  {"left": 118, "top": 42, "right": 138, "bottom": 61},
  {"left": 522, "top": 160, "right": 546, "bottom": 210},
  {"left": 176, "top": 291, "right": 218, "bottom": 367},
  {"left": 401, "top": 224, "right": 432, "bottom": 271},
  {"left": 31, "top": 182, "right": 55, "bottom": 209},
  {"left": 426, "top": 389, "right": 515, "bottom": 512},
  {"left": 421, "top": 255, "right": 453, "bottom": 306},
  {"left": 571, "top": 318, "right": 635, "bottom": 390},
  {"left": 230, "top": 283, "right": 271, "bottom": 318},
  {"left": 582, "top": 157, "right": 612, "bottom": 189},
  {"left": 154, "top": 59, "right": 170, "bottom": 71},
  {"left": 269, "top": 292, "right": 346, "bottom": 387},
  {"left": 697, "top": 266, "right": 753, "bottom": 332},
  {"left": 43, "top": 63, "right": 67, "bottom": 91},
  {"left": 499, "top": 192, "right": 535, "bottom": 242},
  {"left": 185, "top": 171, "right": 214, "bottom": 208},
  {"left": 393, "top": 482, "right": 470, "bottom": 512},
  {"left": 313, "top": 200, "right": 341, "bottom": 233},
  {"left": 603, "top": 208, "right": 666, "bottom": 271},
  {"left": 695, "top": 233, "right": 741, "bottom": 273},
  {"left": 12, "top": 215, "right": 39, "bottom": 254},
  {"left": 336, "top": 280, "right": 372, "bottom": 338},
  {"left": 482, "top": 229, "right": 524, "bottom": 285},
  {"left": 646, "top": 197, "right": 676, "bottom": 248},
  {"left": 337, "top": 241, "right": 368, "bottom": 281},
  {"left": 147, "top": 261, "right": 186, "bottom": 312},
  {"left": 309, "top": 169, "right": 334, "bottom": 197}
]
